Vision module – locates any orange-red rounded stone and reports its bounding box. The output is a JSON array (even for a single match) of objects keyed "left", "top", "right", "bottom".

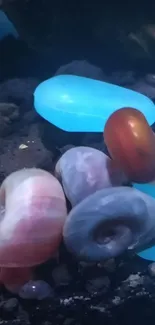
[{"left": 104, "top": 107, "right": 155, "bottom": 183}]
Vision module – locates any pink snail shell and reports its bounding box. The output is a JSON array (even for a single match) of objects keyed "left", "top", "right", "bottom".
[{"left": 0, "top": 168, "right": 67, "bottom": 268}]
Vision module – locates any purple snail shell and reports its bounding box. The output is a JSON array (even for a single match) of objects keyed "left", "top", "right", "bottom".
[
  {"left": 55, "top": 146, "right": 127, "bottom": 206},
  {"left": 63, "top": 186, "right": 155, "bottom": 262}
]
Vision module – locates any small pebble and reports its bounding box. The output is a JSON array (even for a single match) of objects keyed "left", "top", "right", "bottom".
[
  {"left": 18, "top": 280, "right": 54, "bottom": 300},
  {"left": 112, "top": 296, "right": 121, "bottom": 306},
  {"left": 123, "top": 274, "right": 144, "bottom": 288},
  {"left": 145, "top": 74, "right": 155, "bottom": 85},
  {"left": 54, "top": 60, "right": 105, "bottom": 81},
  {"left": 148, "top": 262, "right": 155, "bottom": 276},
  {"left": 19, "top": 144, "right": 28, "bottom": 149},
  {"left": 52, "top": 264, "right": 72, "bottom": 286},
  {"left": 86, "top": 276, "right": 110, "bottom": 294},
  {"left": 0, "top": 102, "right": 19, "bottom": 136},
  {"left": 2, "top": 298, "right": 19, "bottom": 313}
]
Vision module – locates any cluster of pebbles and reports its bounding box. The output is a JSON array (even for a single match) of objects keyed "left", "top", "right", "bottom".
[{"left": 0, "top": 57, "right": 155, "bottom": 324}]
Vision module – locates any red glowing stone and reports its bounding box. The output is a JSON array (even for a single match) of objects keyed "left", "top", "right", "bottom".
[{"left": 104, "top": 107, "right": 155, "bottom": 183}]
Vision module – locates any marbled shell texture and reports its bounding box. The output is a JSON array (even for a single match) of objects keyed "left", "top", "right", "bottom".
[
  {"left": 63, "top": 186, "right": 155, "bottom": 262},
  {"left": 55, "top": 146, "right": 127, "bottom": 206},
  {"left": 0, "top": 168, "right": 67, "bottom": 267}
]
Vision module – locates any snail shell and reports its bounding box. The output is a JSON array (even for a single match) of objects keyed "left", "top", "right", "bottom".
[
  {"left": 0, "top": 168, "right": 67, "bottom": 267},
  {"left": 63, "top": 186, "right": 155, "bottom": 261},
  {"left": 55, "top": 146, "right": 127, "bottom": 206}
]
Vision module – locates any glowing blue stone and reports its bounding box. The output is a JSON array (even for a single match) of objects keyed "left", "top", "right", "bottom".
[
  {"left": 133, "top": 182, "right": 155, "bottom": 261},
  {"left": 137, "top": 246, "right": 155, "bottom": 262},
  {"left": 34, "top": 75, "right": 155, "bottom": 132},
  {"left": 133, "top": 183, "right": 155, "bottom": 198}
]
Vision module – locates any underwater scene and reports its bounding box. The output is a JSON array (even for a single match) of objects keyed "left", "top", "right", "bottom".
[{"left": 2, "top": 1, "right": 155, "bottom": 325}]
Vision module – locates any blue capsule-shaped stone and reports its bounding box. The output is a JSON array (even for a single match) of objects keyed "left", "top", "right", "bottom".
[{"left": 34, "top": 75, "right": 155, "bottom": 132}]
